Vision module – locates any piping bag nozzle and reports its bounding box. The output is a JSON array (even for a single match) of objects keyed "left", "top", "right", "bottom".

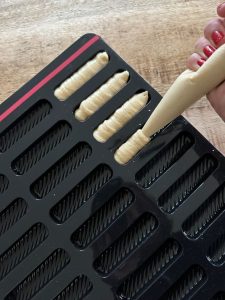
[{"left": 115, "top": 44, "right": 225, "bottom": 164}]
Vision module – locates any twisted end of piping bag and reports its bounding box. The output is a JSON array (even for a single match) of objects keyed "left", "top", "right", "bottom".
[{"left": 115, "top": 44, "right": 225, "bottom": 164}]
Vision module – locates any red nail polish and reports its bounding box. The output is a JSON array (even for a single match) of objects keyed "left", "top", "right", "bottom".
[
  {"left": 197, "top": 59, "right": 205, "bottom": 67},
  {"left": 212, "top": 31, "right": 224, "bottom": 45},
  {"left": 203, "top": 45, "right": 215, "bottom": 57}
]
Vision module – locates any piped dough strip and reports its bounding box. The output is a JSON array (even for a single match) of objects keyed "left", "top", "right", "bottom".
[
  {"left": 93, "top": 91, "right": 149, "bottom": 142},
  {"left": 75, "top": 71, "right": 129, "bottom": 121},
  {"left": 54, "top": 52, "right": 109, "bottom": 101},
  {"left": 115, "top": 44, "right": 225, "bottom": 165}
]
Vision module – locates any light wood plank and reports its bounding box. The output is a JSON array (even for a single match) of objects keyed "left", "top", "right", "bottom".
[{"left": 1, "top": 0, "right": 224, "bottom": 154}]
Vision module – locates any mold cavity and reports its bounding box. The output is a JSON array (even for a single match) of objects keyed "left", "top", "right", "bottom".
[
  {"left": 54, "top": 52, "right": 110, "bottom": 101},
  {"left": 93, "top": 90, "right": 150, "bottom": 143},
  {"left": 74, "top": 70, "right": 130, "bottom": 122}
]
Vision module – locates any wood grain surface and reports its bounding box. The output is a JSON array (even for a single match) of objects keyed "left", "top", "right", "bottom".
[{"left": 1, "top": 0, "right": 225, "bottom": 154}]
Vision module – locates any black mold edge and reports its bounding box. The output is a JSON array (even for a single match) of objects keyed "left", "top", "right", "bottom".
[
  {"left": 70, "top": 187, "right": 134, "bottom": 249},
  {"left": 135, "top": 132, "right": 194, "bottom": 188},
  {"left": 182, "top": 182, "right": 225, "bottom": 239},
  {"left": 117, "top": 239, "right": 181, "bottom": 300},
  {"left": 53, "top": 275, "right": 93, "bottom": 300}
]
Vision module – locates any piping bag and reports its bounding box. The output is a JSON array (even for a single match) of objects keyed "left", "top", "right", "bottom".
[{"left": 115, "top": 44, "right": 225, "bottom": 164}]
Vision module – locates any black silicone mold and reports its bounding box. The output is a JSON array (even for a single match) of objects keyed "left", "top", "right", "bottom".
[{"left": 0, "top": 33, "right": 225, "bottom": 300}]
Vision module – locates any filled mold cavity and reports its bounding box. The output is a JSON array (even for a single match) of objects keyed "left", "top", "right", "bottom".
[
  {"left": 93, "top": 90, "right": 149, "bottom": 143},
  {"left": 54, "top": 52, "right": 110, "bottom": 101},
  {"left": 74, "top": 70, "right": 130, "bottom": 122}
]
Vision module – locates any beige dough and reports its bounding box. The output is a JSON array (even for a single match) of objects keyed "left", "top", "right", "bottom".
[
  {"left": 75, "top": 71, "right": 129, "bottom": 121},
  {"left": 93, "top": 91, "right": 148, "bottom": 142},
  {"left": 142, "top": 43, "right": 225, "bottom": 138},
  {"left": 114, "top": 129, "right": 150, "bottom": 165},
  {"left": 54, "top": 52, "right": 109, "bottom": 101},
  {"left": 115, "top": 44, "right": 225, "bottom": 165}
]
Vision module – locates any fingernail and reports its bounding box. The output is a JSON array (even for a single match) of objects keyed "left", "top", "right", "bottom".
[
  {"left": 203, "top": 45, "right": 216, "bottom": 57},
  {"left": 197, "top": 58, "right": 205, "bottom": 67},
  {"left": 212, "top": 30, "right": 225, "bottom": 45}
]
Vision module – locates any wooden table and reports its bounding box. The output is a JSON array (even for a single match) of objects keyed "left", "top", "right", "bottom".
[{"left": 1, "top": 0, "right": 225, "bottom": 154}]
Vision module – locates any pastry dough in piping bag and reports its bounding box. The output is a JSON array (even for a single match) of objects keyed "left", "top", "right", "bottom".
[{"left": 115, "top": 44, "right": 225, "bottom": 165}]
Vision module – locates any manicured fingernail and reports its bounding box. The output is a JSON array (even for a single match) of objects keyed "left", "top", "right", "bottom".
[
  {"left": 203, "top": 45, "right": 216, "bottom": 57},
  {"left": 197, "top": 58, "right": 205, "bottom": 67},
  {"left": 212, "top": 31, "right": 224, "bottom": 45}
]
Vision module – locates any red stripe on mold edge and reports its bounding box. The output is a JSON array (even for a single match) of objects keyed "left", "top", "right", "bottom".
[{"left": 0, "top": 35, "right": 100, "bottom": 122}]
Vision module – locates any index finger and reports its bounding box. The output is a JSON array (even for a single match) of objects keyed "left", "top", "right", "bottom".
[{"left": 217, "top": 2, "right": 225, "bottom": 18}]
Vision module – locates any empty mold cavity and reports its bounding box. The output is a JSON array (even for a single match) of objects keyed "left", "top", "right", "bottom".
[
  {"left": 207, "top": 232, "right": 225, "bottom": 265},
  {"left": 12, "top": 121, "right": 71, "bottom": 175},
  {"left": 182, "top": 183, "right": 225, "bottom": 239},
  {"left": 0, "top": 174, "right": 9, "bottom": 194},
  {"left": 51, "top": 164, "right": 112, "bottom": 224},
  {"left": 31, "top": 142, "right": 92, "bottom": 199},
  {"left": 0, "top": 223, "right": 48, "bottom": 280},
  {"left": 93, "top": 212, "right": 158, "bottom": 275},
  {"left": 93, "top": 91, "right": 149, "bottom": 143},
  {"left": 54, "top": 52, "right": 109, "bottom": 101},
  {"left": 71, "top": 188, "right": 134, "bottom": 249},
  {"left": 53, "top": 275, "right": 93, "bottom": 300},
  {"left": 5, "top": 249, "right": 70, "bottom": 300},
  {"left": 117, "top": 239, "right": 181, "bottom": 300},
  {"left": 74, "top": 71, "right": 129, "bottom": 121},
  {"left": 136, "top": 132, "right": 193, "bottom": 188},
  {"left": 0, "top": 100, "right": 52, "bottom": 153},
  {"left": 158, "top": 155, "right": 217, "bottom": 213},
  {"left": 159, "top": 265, "right": 206, "bottom": 300},
  {"left": 94, "top": 213, "right": 158, "bottom": 275},
  {"left": 0, "top": 198, "right": 28, "bottom": 237}
]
